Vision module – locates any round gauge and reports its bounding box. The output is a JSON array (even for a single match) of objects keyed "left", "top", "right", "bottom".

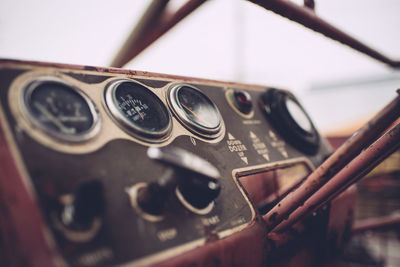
[
  {"left": 260, "top": 88, "right": 319, "bottom": 155},
  {"left": 167, "top": 84, "right": 222, "bottom": 138},
  {"left": 22, "top": 78, "right": 101, "bottom": 142},
  {"left": 285, "top": 98, "right": 313, "bottom": 133},
  {"left": 104, "top": 79, "right": 172, "bottom": 142}
]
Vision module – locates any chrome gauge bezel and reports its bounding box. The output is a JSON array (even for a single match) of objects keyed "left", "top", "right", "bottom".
[
  {"left": 103, "top": 79, "right": 172, "bottom": 143},
  {"left": 21, "top": 77, "right": 101, "bottom": 143},
  {"left": 167, "top": 84, "right": 223, "bottom": 139}
]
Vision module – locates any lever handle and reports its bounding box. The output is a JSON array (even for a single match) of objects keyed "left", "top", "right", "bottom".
[{"left": 141, "top": 146, "right": 221, "bottom": 212}]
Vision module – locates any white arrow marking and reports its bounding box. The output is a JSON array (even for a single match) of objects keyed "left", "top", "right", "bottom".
[
  {"left": 241, "top": 157, "right": 248, "bottom": 164},
  {"left": 262, "top": 154, "right": 270, "bottom": 161},
  {"left": 269, "top": 130, "right": 277, "bottom": 140},
  {"left": 228, "top": 133, "right": 235, "bottom": 140},
  {"left": 249, "top": 131, "right": 257, "bottom": 139}
]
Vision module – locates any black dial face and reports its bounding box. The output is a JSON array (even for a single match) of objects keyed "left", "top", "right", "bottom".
[
  {"left": 168, "top": 84, "right": 222, "bottom": 137},
  {"left": 23, "top": 79, "right": 100, "bottom": 142},
  {"left": 105, "top": 80, "right": 171, "bottom": 141},
  {"left": 260, "top": 88, "right": 320, "bottom": 155}
]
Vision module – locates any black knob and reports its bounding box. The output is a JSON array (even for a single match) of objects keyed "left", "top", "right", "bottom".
[
  {"left": 136, "top": 169, "right": 175, "bottom": 215},
  {"left": 260, "top": 88, "right": 320, "bottom": 155},
  {"left": 147, "top": 146, "right": 221, "bottom": 211},
  {"left": 177, "top": 170, "right": 221, "bottom": 209},
  {"left": 61, "top": 180, "right": 105, "bottom": 230}
]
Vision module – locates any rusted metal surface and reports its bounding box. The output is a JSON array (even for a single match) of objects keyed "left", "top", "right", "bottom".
[
  {"left": 263, "top": 92, "right": 400, "bottom": 231},
  {"left": 150, "top": 218, "right": 269, "bottom": 267},
  {"left": 326, "top": 186, "right": 356, "bottom": 251},
  {"left": 111, "top": 0, "right": 206, "bottom": 68},
  {"left": 353, "top": 214, "right": 400, "bottom": 234},
  {"left": 151, "top": 214, "right": 331, "bottom": 267},
  {"left": 0, "top": 58, "right": 343, "bottom": 266},
  {"left": 274, "top": 122, "right": 400, "bottom": 232},
  {"left": 0, "top": 58, "right": 268, "bottom": 90},
  {"left": 249, "top": 0, "right": 400, "bottom": 68}
]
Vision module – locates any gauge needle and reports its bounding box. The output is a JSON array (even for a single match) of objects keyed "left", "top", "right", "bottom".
[
  {"left": 58, "top": 115, "right": 88, "bottom": 122},
  {"left": 34, "top": 102, "right": 75, "bottom": 134},
  {"left": 181, "top": 103, "right": 211, "bottom": 127},
  {"left": 134, "top": 106, "right": 144, "bottom": 120}
]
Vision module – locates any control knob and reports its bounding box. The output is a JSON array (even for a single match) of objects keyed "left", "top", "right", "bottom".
[
  {"left": 133, "top": 146, "right": 221, "bottom": 216},
  {"left": 60, "top": 180, "right": 105, "bottom": 230}
]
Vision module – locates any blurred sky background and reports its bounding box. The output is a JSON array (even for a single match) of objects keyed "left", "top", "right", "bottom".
[{"left": 1, "top": 0, "right": 399, "bottom": 134}]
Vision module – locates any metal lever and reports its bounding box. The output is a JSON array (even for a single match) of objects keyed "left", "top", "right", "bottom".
[{"left": 135, "top": 146, "right": 221, "bottom": 215}]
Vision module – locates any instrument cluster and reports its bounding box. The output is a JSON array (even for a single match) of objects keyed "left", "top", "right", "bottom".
[
  {"left": 13, "top": 72, "right": 321, "bottom": 157},
  {"left": 17, "top": 76, "right": 225, "bottom": 148},
  {"left": 0, "top": 61, "right": 330, "bottom": 267}
]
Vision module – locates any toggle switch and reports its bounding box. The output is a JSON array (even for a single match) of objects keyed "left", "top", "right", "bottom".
[
  {"left": 60, "top": 180, "right": 105, "bottom": 231},
  {"left": 135, "top": 169, "right": 176, "bottom": 216},
  {"left": 131, "top": 146, "right": 221, "bottom": 217}
]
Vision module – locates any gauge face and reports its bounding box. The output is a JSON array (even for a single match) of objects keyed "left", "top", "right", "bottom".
[
  {"left": 104, "top": 80, "right": 171, "bottom": 141},
  {"left": 260, "top": 88, "right": 319, "bottom": 155},
  {"left": 22, "top": 79, "right": 101, "bottom": 142},
  {"left": 167, "top": 84, "right": 222, "bottom": 138},
  {"left": 285, "top": 98, "right": 313, "bottom": 133}
]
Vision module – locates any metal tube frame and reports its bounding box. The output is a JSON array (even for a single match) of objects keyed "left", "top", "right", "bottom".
[
  {"left": 274, "top": 122, "right": 400, "bottom": 232},
  {"left": 112, "top": 0, "right": 400, "bottom": 68},
  {"left": 249, "top": 0, "right": 400, "bottom": 68},
  {"left": 263, "top": 91, "right": 400, "bottom": 231}
]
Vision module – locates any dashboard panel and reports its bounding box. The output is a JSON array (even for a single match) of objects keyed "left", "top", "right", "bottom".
[{"left": 0, "top": 59, "right": 332, "bottom": 267}]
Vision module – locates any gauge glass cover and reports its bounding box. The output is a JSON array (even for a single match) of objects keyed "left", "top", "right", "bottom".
[
  {"left": 104, "top": 80, "right": 171, "bottom": 141},
  {"left": 168, "top": 84, "right": 222, "bottom": 137},
  {"left": 22, "top": 79, "right": 100, "bottom": 142},
  {"left": 285, "top": 98, "right": 313, "bottom": 133}
]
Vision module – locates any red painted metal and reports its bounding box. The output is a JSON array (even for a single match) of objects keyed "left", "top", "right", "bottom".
[
  {"left": 0, "top": 58, "right": 310, "bottom": 266},
  {"left": 111, "top": 0, "right": 207, "bottom": 67},
  {"left": 263, "top": 92, "right": 400, "bottom": 231},
  {"left": 249, "top": 0, "right": 400, "bottom": 68},
  {"left": 0, "top": 58, "right": 348, "bottom": 266},
  {"left": 326, "top": 186, "right": 357, "bottom": 250},
  {"left": 274, "top": 122, "right": 400, "bottom": 232},
  {"left": 151, "top": 219, "right": 269, "bottom": 267},
  {"left": 0, "top": 123, "right": 59, "bottom": 267}
]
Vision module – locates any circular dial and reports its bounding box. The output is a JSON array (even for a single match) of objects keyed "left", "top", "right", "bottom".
[
  {"left": 167, "top": 84, "right": 222, "bottom": 138},
  {"left": 285, "top": 98, "right": 313, "bottom": 133},
  {"left": 260, "top": 88, "right": 320, "bottom": 155},
  {"left": 22, "top": 78, "right": 101, "bottom": 142},
  {"left": 104, "top": 79, "right": 171, "bottom": 142}
]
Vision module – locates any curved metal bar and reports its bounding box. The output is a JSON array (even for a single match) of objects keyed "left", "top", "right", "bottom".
[
  {"left": 263, "top": 91, "right": 400, "bottom": 231},
  {"left": 250, "top": 0, "right": 400, "bottom": 68},
  {"left": 111, "top": 0, "right": 206, "bottom": 68},
  {"left": 353, "top": 214, "right": 400, "bottom": 234},
  {"left": 274, "top": 122, "right": 400, "bottom": 232}
]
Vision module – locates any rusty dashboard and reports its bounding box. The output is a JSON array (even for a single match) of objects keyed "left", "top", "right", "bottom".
[{"left": 0, "top": 59, "right": 334, "bottom": 266}]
